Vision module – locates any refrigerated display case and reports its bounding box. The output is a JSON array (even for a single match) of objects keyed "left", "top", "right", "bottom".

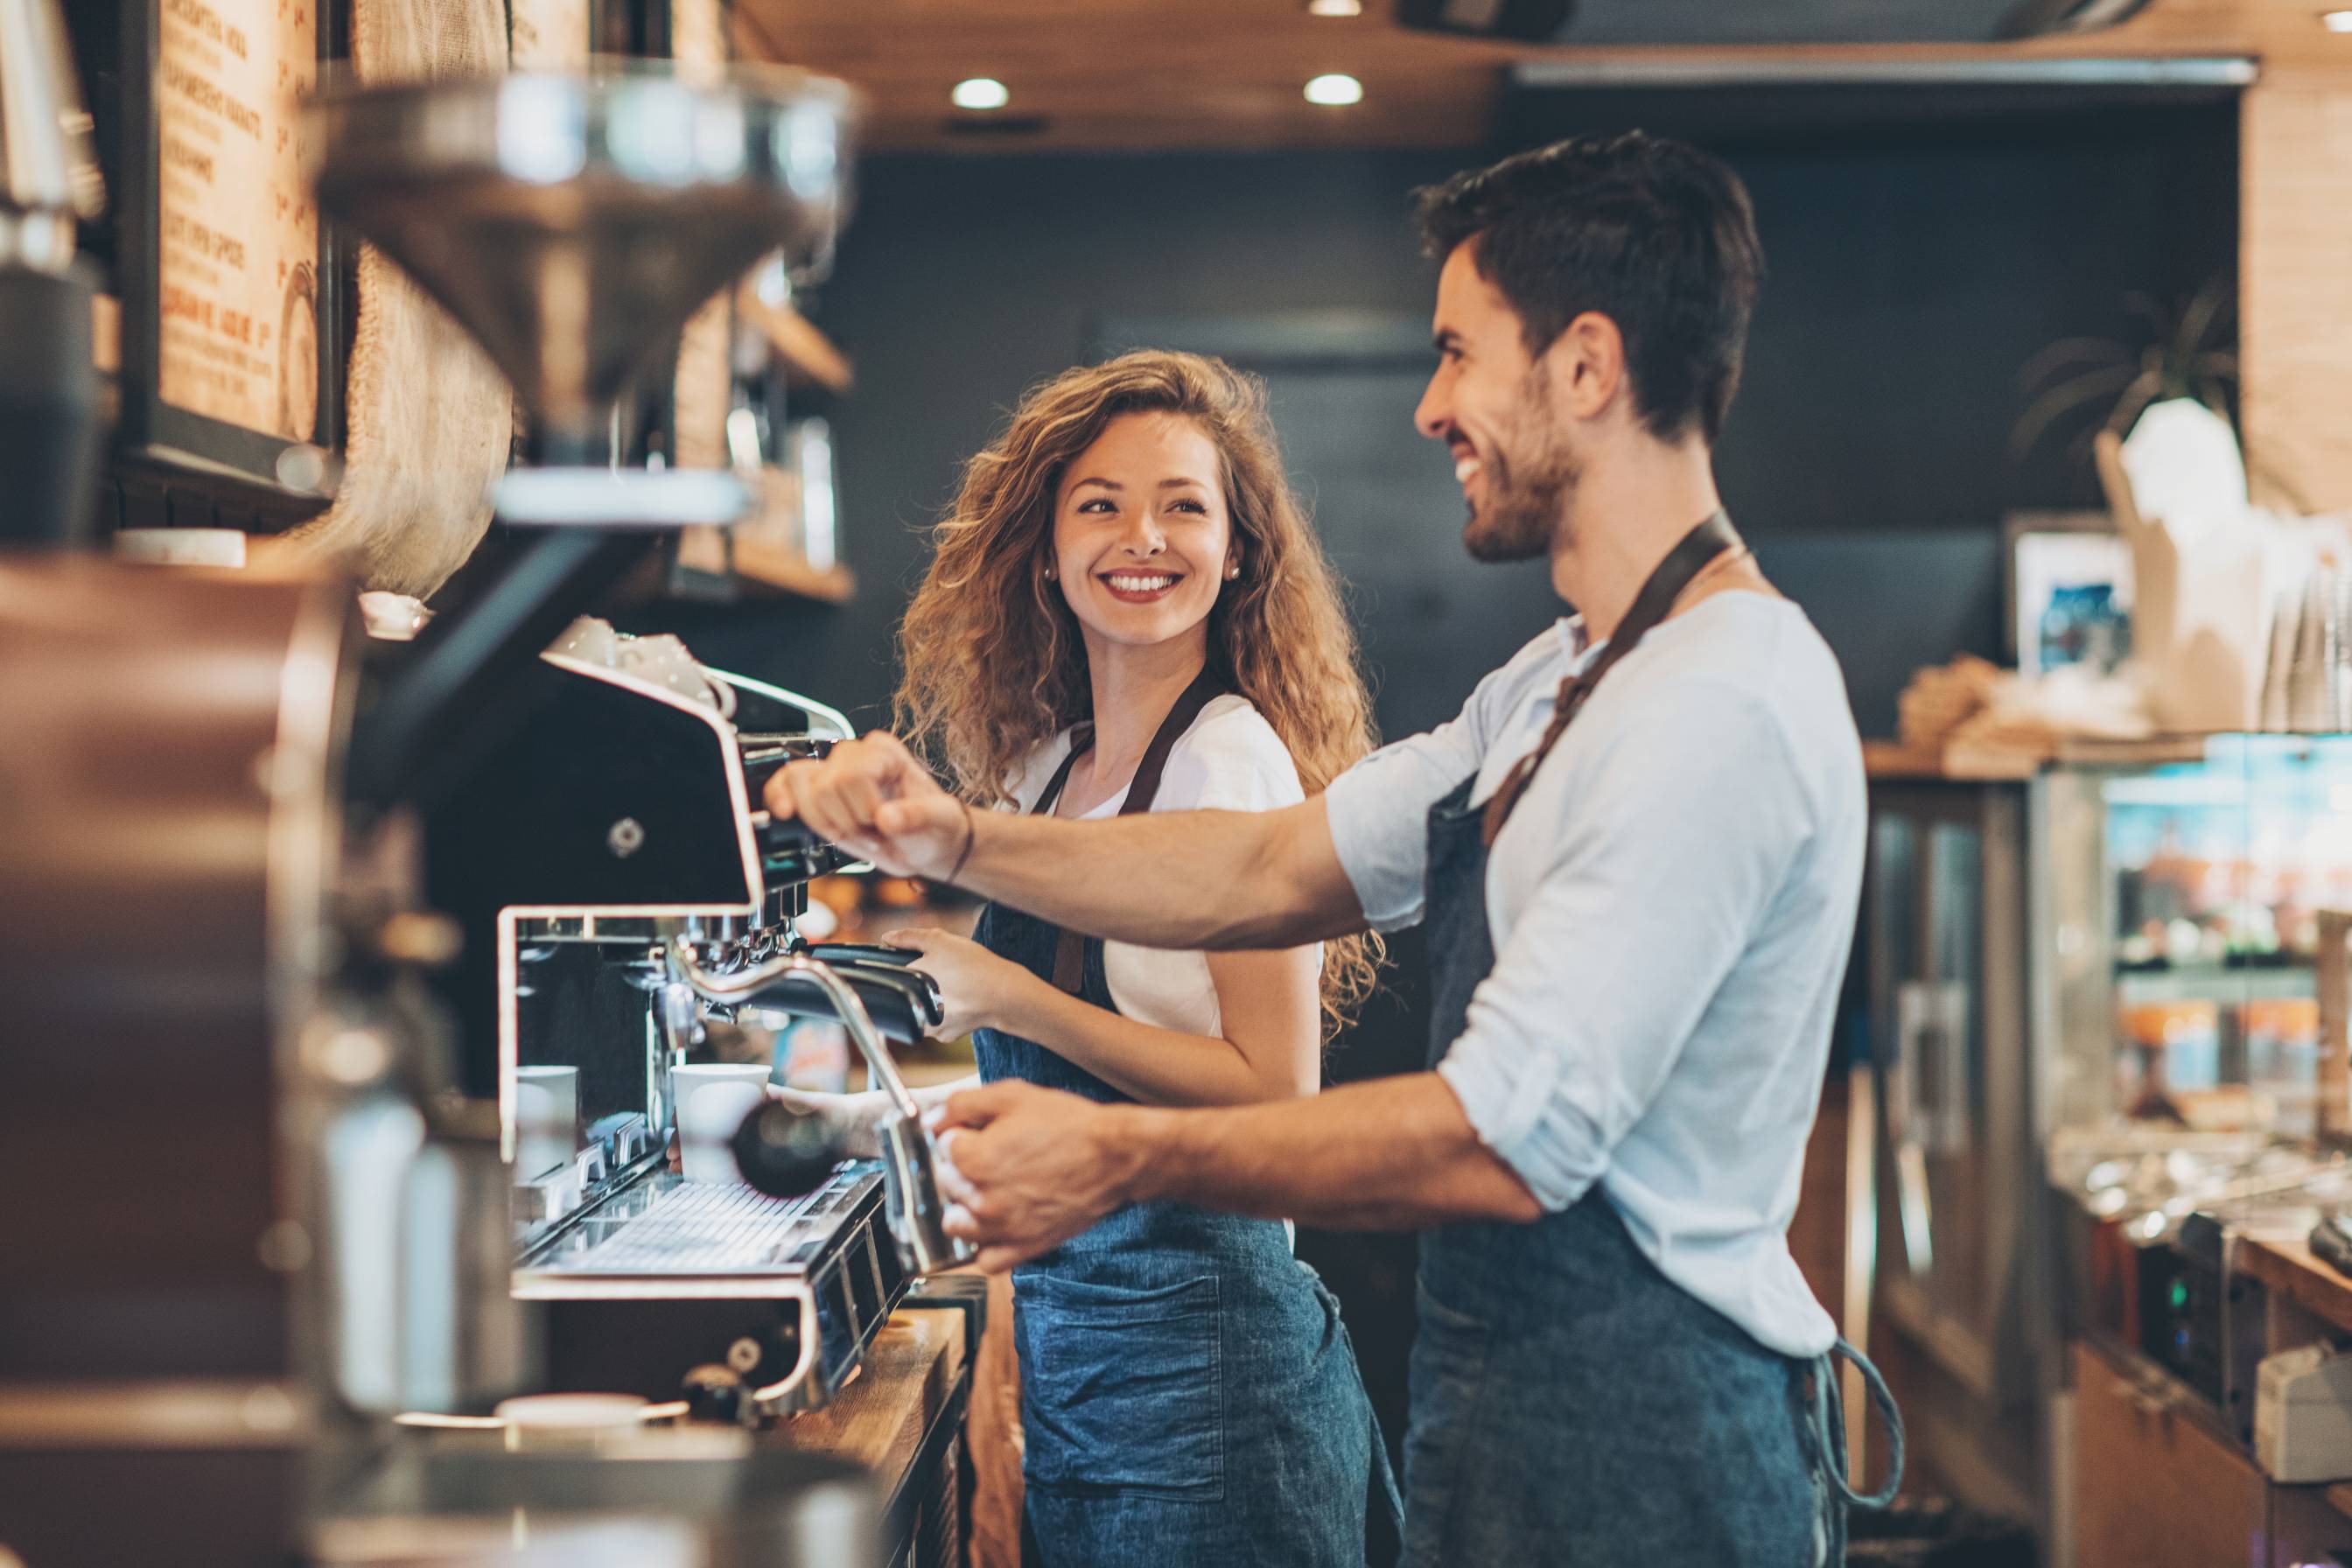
[
  {"left": 1863, "top": 735, "right": 2352, "bottom": 1557},
  {"left": 2040, "top": 735, "right": 2352, "bottom": 1144}
]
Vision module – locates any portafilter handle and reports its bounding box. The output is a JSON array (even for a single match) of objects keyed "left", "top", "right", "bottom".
[{"left": 670, "top": 942, "right": 976, "bottom": 1274}]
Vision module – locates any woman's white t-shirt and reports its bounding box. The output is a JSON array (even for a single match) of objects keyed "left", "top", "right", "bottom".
[{"left": 1005, "top": 693, "right": 1310, "bottom": 1037}]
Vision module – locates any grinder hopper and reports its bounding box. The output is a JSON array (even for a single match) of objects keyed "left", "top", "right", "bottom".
[{"left": 307, "top": 62, "right": 858, "bottom": 525}]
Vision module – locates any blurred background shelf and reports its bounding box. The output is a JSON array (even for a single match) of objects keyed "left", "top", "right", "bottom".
[
  {"left": 737, "top": 285, "right": 856, "bottom": 392},
  {"left": 666, "top": 524, "right": 857, "bottom": 605},
  {"left": 2113, "top": 965, "right": 2316, "bottom": 1004}
]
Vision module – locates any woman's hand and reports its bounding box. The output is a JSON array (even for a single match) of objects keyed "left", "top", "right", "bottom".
[
  {"left": 765, "top": 1084, "right": 892, "bottom": 1159},
  {"left": 886, "top": 926, "right": 1039, "bottom": 1040}
]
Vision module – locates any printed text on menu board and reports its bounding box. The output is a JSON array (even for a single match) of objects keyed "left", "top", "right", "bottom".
[{"left": 157, "top": 0, "right": 319, "bottom": 443}]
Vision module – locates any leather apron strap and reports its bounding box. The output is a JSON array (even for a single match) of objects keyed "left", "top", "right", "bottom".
[
  {"left": 1031, "top": 665, "right": 1228, "bottom": 993},
  {"left": 1480, "top": 510, "right": 1742, "bottom": 845}
]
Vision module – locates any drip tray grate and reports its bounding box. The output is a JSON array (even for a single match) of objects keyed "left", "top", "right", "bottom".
[{"left": 525, "top": 1168, "right": 864, "bottom": 1277}]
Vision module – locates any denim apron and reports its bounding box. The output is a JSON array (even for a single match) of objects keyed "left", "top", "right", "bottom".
[
  {"left": 976, "top": 673, "right": 1403, "bottom": 1568},
  {"left": 1403, "top": 514, "right": 1901, "bottom": 1566}
]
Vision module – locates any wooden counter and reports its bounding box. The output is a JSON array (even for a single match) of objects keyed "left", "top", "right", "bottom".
[
  {"left": 2239, "top": 1237, "right": 2352, "bottom": 1338},
  {"left": 2069, "top": 1241, "right": 2352, "bottom": 1566},
  {"left": 767, "top": 1306, "right": 970, "bottom": 1563},
  {"left": 773, "top": 1307, "right": 964, "bottom": 1474}
]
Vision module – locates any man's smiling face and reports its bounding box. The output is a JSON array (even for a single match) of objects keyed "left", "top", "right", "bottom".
[{"left": 1414, "top": 240, "right": 1583, "bottom": 564}]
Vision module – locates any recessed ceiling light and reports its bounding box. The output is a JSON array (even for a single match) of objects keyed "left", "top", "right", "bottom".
[
  {"left": 1304, "top": 73, "right": 1363, "bottom": 106},
  {"left": 951, "top": 78, "right": 1011, "bottom": 111},
  {"left": 1307, "top": 0, "right": 1365, "bottom": 15},
  {"left": 2326, "top": 8, "right": 2352, "bottom": 29}
]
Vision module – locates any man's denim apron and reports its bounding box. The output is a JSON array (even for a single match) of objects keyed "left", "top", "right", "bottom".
[
  {"left": 975, "top": 677, "right": 1403, "bottom": 1567},
  {"left": 1402, "top": 513, "right": 1901, "bottom": 1564}
]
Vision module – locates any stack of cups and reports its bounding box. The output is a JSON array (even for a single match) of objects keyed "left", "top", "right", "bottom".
[
  {"left": 514, "top": 1064, "right": 579, "bottom": 1181},
  {"left": 674, "top": 1063, "right": 775, "bottom": 1183}
]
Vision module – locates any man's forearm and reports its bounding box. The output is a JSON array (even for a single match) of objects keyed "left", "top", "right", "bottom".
[
  {"left": 1108, "top": 1072, "right": 1543, "bottom": 1230},
  {"left": 958, "top": 799, "right": 1365, "bottom": 951}
]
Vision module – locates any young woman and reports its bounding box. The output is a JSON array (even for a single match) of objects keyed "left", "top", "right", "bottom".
[{"left": 790, "top": 351, "right": 1397, "bottom": 1565}]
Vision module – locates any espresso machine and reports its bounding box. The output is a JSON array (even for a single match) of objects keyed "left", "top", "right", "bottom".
[
  {"left": 419, "top": 622, "right": 967, "bottom": 1416},
  {"left": 2, "top": 51, "right": 965, "bottom": 1568},
  {"left": 299, "top": 54, "right": 976, "bottom": 1556},
  {"left": 299, "top": 57, "right": 972, "bottom": 1416}
]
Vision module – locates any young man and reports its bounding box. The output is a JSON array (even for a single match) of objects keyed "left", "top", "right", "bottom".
[{"left": 769, "top": 131, "right": 1899, "bottom": 1564}]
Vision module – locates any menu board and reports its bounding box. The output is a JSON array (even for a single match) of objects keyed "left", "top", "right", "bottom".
[{"left": 154, "top": 0, "right": 318, "bottom": 442}]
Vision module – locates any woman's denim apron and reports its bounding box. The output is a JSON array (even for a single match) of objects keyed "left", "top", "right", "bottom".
[
  {"left": 1401, "top": 513, "right": 1901, "bottom": 1564},
  {"left": 975, "top": 680, "right": 1402, "bottom": 1567}
]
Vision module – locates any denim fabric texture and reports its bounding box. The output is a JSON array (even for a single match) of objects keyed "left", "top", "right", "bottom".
[
  {"left": 1411, "top": 774, "right": 1884, "bottom": 1565},
  {"left": 973, "top": 894, "right": 1402, "bottom": 1567}
]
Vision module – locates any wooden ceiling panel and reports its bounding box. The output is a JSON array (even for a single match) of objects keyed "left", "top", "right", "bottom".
[
  {"left": 735, "top": 0, "right": 1518, "bottom": 150},
  {"left": 734, "top": 0, "right": 2352, "bottom": 152}
]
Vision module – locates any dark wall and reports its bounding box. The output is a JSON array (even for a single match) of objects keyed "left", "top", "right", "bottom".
[
  {"left": 648, "top": 147, "right": 1475, "bottom": 723},
  {"left": 655, "top": 102, "right": 2236, "bottom": 740}
]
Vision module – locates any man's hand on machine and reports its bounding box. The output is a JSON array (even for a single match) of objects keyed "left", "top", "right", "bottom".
[
  {"left": 928, "top": 1080, "right": 1147, "bottom": 1272},
  {"left": 763, "top": 733, "right": 974, "bottom": 881}
]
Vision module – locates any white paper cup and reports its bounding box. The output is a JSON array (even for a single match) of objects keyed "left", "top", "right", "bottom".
[
  {"left": 514, "top": 1065, "right": 580, "bottom": 1180},
  {"left": 674, "top": 1065, "right": 773, "bottom": 1183}
]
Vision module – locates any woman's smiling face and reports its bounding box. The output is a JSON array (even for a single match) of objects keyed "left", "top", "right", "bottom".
[{"left": 1051, "top": 411, "right": 1235, "bottom": 654}]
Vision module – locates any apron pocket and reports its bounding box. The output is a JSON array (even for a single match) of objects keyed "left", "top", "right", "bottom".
[
  {"left": 1402, "top": 1281, "right": 1491, "bottom": 1566},
  {"left": 1016, "top": 1271, "right": 1224, "bottom": 1501}
]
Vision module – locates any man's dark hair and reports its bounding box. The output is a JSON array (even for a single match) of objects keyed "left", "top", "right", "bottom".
[{"left": 1415, "top": 130, "right": 1763, "bottom": 445}]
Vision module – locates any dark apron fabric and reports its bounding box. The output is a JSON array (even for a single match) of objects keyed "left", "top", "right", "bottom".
[
  {"left": 1404, "top": 511, "right": 1900, "bottom": 1564},
  {"left": 977, "top": 676, "right": 1403, "bottom": 1567}
]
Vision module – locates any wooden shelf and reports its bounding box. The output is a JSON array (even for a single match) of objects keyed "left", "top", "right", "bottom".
[
  {"left": 2115, "top": 965, "right": 2315, "bottom": 1004},
  {"left": 736, "top": 284, "right": 854, "bottom": 392},
  {"left": 2239, "top": 1237, "right": 2352, "bottom": 1340},
  {"left": 732, "top": 531, "right": 855, "bottom": 602},
  {"left": 2055, "top": 736, "right": 2226, "bottom": 767},
  {"left": 668, "top": 523, "right": 854, "bottom": 604},
  {"left": 92, "top": 291, "right": 121, "bottom": 375},
  {"left": 1865, "top": 733, "right": 2221, "bottom": 781},
  {"left": 1863, "top": 739, "right": 2040, "bottom": 781}
]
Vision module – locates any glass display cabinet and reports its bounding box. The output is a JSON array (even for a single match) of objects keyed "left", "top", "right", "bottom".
[
  {"left": 1866, "top": 736, "right": 2352, "bottom": 1552},
  {"left": 2040, "top": 736, "right": 2352, "bottom": 1144}
]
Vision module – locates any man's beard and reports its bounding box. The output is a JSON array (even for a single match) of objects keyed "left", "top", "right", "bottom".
[{"left": 1461, "top": 369, "right": 1578, "bottom": 564}]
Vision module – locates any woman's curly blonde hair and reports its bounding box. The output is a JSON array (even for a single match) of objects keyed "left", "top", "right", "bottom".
[{"left": 894, "top": 350, "right": 1383, "bottom": 1035}]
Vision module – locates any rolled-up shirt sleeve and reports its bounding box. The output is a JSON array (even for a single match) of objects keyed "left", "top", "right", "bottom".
[{"left": 1434, "top": 681, "right": 1813, "bottom": 1211}]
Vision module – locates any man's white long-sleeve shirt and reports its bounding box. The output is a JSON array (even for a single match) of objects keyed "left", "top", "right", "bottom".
[{"left": 1324, "top": 592, "right": 1863, "bottom": 1357}]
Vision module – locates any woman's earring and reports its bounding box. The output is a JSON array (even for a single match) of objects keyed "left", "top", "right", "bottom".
[
  {"left": 1225, "top": 563, "right": 1241, "bottom": 580},
  {"left": 1044, "top": 565, "right": 1058, "bottom": 582}
]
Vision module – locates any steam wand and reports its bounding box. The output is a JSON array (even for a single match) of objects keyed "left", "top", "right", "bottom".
[{"left": 667, "top": 941, "right": 974, "bottom": 1274}]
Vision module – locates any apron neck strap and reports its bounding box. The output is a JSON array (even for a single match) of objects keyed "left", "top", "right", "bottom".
[
  {"left": 1032, "top": 664, "right": 1229, "bottom": 992},
  {"left": 1034, "top": 662, "right": 1227, "bottom": 818},
  {"left": 1480, "top": 510, "right": 1741, "bottom": 846}
]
